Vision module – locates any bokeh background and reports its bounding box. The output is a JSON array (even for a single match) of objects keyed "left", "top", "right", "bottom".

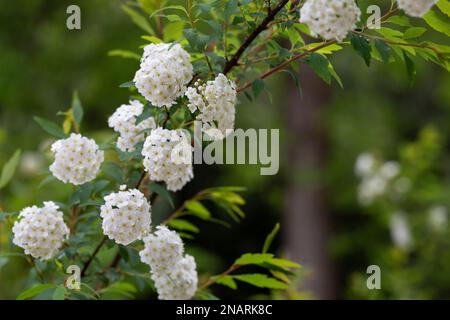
[{"left": 1, "top": 0, "right": 449, "bottom": 299}]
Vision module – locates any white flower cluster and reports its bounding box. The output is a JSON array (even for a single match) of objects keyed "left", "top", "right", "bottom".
[
  {"left": 299, "top": 0, "right": 361, "bottom": 42},
  {"left": 108, "top": 100, "right": 156, "bottom": 152},
  {"left": 12, "top": 202, "right": 69, "bottom": 260},
  {"left": 100, "top": 186, "right": 152, "bottom": 245},
  {"left": 397, "top": 0, "right": 438, "bottom": 17},
  {"left": 185, "top": 73, "right": 237, "bottom": 139},
  {"left": 355, "top": 153, "right": 402, "bottom": 206},
  {"left": 142, "top": 128, "right": 193, "bottom": 192},
  {"left": 50, "top": 133, "right": 104, "bottom": 185},
  {"left": 134, "top": 43, "right": 193, "bottom": 108},
  {"left": 140, "top": 226, "right": 198, "bottom": 300}
]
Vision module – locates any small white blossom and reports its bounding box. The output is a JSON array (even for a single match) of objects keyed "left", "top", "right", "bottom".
[
  {"left": 134, "top": 43, "right": 193, "bottom": 108},
  {"left": 397, "top": 0, "right": 438, "bottom": 17},
  {"left": 428, "top": 205, "right": 448, "bottom": 233},
  {"left": 389, "top": 212, "right": 413, "bottom": 250},
  {"left": 50, "top": 133, "right": 104, "bottom": 185},
  {"left": 299, "top": 0, "right": 361, "bottom": 42},
  {"left": 139, "top": 226, "right": 184, "bottom": 273},
  {"left": 185, "top": 74, "right": 237, "bottom": 139},
  {"left": 100, "top": 187, "right": 152, "bottom": 245},
  {"left": 108, "top": 100, "right": 156, "bottom": 152},
  {"left": 355, "top": 153, "right": 375, "bottom": 177},
  {"left": 151, "top": 255, "right": 198, "bottom": 300},
  {"left": 142, "top": 128, "right": 193, "bottom": 192},
  {"left": 12, "top": 202, "right": 69, "bottom": 260}
]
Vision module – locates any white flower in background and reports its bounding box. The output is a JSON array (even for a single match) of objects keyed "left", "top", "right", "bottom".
[
  {"left": 100, "top": 186, "right": 152, "bottom": 245},
  {"left": 428, "top": 205, "right": 448, "bottom": 233},
  {"left": 19, "top": 151, "right": 45, "bottom": 175},
  {"left": 12, "top": 202, "right": 69, "bottom": 260},
  {"left": 389, "top": 212, "right": 413, "bottom": 250},
  {"left": 142, "top": 128, "right": 193, "bottom": 192},
  {"left": 397, "top": 0, "right": 438, "bottom": 17},
  {"left": 50, "top": 133, "right": 104, "bottom": 185},
  {"left": 151, "top": 255, "right": 198, "bottom": 300},
  {"left": 134, "top": 43, "right": 193, "bottom": 108},
  {"left": 108, "top": 100, "right": 156, "bottom": 152},
  {"left": 185, "top": 74, "right": 237, "bottom": 139},
  {"left": 355, "top": 153, "right": 401, "bottom": 206},
  {"left": 299, "top": 0, "right": 361, "bottom": 42},
  {"left": 139, "top": 226, "right": 184, "bottom": 272},
  {"left": 355, "top": 153, "right": 375, "bottom": 177}
]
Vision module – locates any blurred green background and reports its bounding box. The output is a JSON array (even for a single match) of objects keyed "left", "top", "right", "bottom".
[{"left": 1, "top": 0, "right": 449, "bottom": 299}]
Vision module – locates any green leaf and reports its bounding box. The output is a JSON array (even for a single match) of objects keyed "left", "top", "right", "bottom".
[
  {"left": 0, "top": 149, "right": 21, "bottom": 189},
  {"left": 149, "top": 182, "right": 175, "bottom": 209},
  {"left": 17, "top": 284, "right": 55, "bottom": 300},
  {"left": 224, "top": 0, "right": 239, "bottom": 20},
  {"left": 168, "top": 219, "right": 199, "bottom": 233},
  {"left": 374, "top": 39, "right": 392, "bottom": 64},
  {"left": 99, "top": 282, "right": 137, "bottom": 299},
  {"left": 119, "top": 81, "right": 135, "bottom": 88},
  {"left": 33, "top": 117, "right": 67, "bottom": 139},
  {"left": 305, "top": 53, "right": 331, "bottom": 84},
  {"left": 233, "top": 274, "right": 289, "bottom": 289},
  {"left": 185, "top": 200, "right": 211, "bottom": 220},
  {"left": 403, "top": 27, "right": 426, "bottom": 39},
  {"left": 262, "top": 223, "right": 280, "bottom": 253},
  {"left": 252, "top": 79, "right": 265, "bottom": 98},
  {"left": 215, "top": 275, "right": 237, "bottom": 290},
  {"left": 437, "top": 0, "right": 450, "bottom": 17},
  {"left": 403, "top": 51, "right": 416, "bottom": 86},
  {"left": 52, "top": 285, "right": 66, "bottom": 300},
  {"left": 423, "top": 9, "right": 450, "bottom": 36},
  {"left": 108, "top": 50, "right": 141, "bottom": 60},
  {"left": 235, "top": 253, "right": 274, "bottom": 265},
  {"left": 71, "top": 91, "right": 84, "bottom": 125},
  {"left": 122, "top": 5, "right": 154, "bottom": 34},
  {"left": 350, "top": 33, "right": 372, "bottom": 67}
]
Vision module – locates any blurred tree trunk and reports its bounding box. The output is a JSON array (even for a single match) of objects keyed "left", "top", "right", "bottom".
[{"left": 283, "top": 65, "right": 337, "bottom": 299}]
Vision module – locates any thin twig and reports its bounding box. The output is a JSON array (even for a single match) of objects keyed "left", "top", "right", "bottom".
[
  {"left": 199, "top": 264, "right": 241, "bottom": 290},
  {"left": 81, "top": 236, "right": 107, "bottom": 277}
]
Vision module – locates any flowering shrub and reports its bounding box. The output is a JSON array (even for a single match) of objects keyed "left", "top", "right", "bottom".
[{"left": 0, "top": 0, "right": 449, "bottom": 300}]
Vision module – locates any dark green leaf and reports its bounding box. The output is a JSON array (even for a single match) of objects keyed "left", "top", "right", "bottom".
[
  {"left": 72, "top": 91, "right": 84, "bottom": 125},
  {"left": 350, "top": 33, "right": 372, "bottom": 67},
  {"left": 233, "top": 274, "right": 289, "bottom": 289},
  {"left": 33, "top": 117, "right": 67, "bottom": 139},
  {"left": 374, "top": 39, "right": 391, "bottom": 64}
]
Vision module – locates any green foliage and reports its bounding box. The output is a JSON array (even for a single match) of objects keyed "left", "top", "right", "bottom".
[{"left": 0, "top": 149, "right": 21, "bottom": 189}]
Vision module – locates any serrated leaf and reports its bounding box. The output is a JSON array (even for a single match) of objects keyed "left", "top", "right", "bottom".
[
  {"left": 185, "top": 200, "right": 211, "bottom": 220},
  {"left": 262, "top": 223, "right": 280, "bottom": 253},
  {"left": 0, "top": 149, "right": 21, "bottom": 189},
  {"left": 350, "top": 33, "right": 372, "bottom": 67},
  {"left": 233, "top": 274, "right": 289, "bottom": 289},
  {"left": 33, "top": 117, "right": 67, "bottom": 139},
  {"left": 17, "top": 284, "right": 55, "bottom": 300}
]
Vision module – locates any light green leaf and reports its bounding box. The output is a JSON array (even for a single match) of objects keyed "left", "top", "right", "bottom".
[
  {"left": 108, "top": 50, "right": 140, "bottom": 60},
  {"left": 122, "top": 5, "right": 154, "bottom": 34},
  {"left": 437, "top": 0, "right": 450, "bottom": 17},
  {"left": 403, "top": 27, "right": 426, "bottom": 39},
  {"left": 215, "top": 275, "right": 237, "bottom": 290},
  {"left": 262, "top": 223, "right": 280, "bottom": 253},
  {"left": 233, "top": 274, "right": 289, "bottom": 289},
  {"left": 52, "top": 285, "right": 66, "bottom": 300},
  {"left": 423, "top": 9, "right": 450, "bottom": 36},
  {"left": 17, "top": 284, "right": 55, "bottom": 300},
  {"left": 0, "top": 149, "right": 21, "bottom": 189},
  {"left": 71, "top": 91, "right": 83, "bottom": 125},
  {"left": 185, "top": 200, "right": 211, "bottom": 220},
  {"left": 235, "top": 253, "right": 274, "bottom": 265},
  {"left": 168, "top": 219, "right": 199, "bottom": 233}
]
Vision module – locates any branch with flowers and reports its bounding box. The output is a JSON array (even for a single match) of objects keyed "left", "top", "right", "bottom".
[{"left": 0, "top": 0, "right": 449, "bottom": 300}]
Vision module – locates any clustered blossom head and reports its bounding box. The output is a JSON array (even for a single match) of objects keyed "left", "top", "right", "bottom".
[
  {"left": 100, "top": 186, "right": 152, "bottom": 245},
  {"left": 50, "top": 133, "right": 104, "bottom": 185},
  {"left": 108, "top": 100, "right": 156, "bottom": 152},
  {"left": 142, "top": 128, "right": 193, "bottom": 192},
  {"left": 12, "top": 202, "right": 69, "bottom": 260},
  {"left": 140, "top": 226, "right": 198, "bottom": 300},
  {"left": 299, "top": 0, "right": 361, "bottom": 42},
  {"left": 396, "top": 0, "right": 438, "bottom": 17},
  {"left": 134, "top": 43, "right": 193, "bottom": 108},
  {"left": 355, "top": 153, "right": 404, "bottom": 206},
  {"left": 185, "top": 73, "right": 237, "bottom": 139}
]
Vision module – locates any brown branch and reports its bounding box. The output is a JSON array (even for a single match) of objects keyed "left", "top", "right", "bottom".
[
  {"left": 199, "top": 264, "right": 241, "bottom": 290},
  {"left": 223, "top": 0, "right": 290, "bottom": 75},
  {"left": 81, "top": 236, "right": 107, "bottom": 277}
]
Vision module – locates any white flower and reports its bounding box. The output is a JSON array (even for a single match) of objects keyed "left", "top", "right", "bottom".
[
  {"left": 151, "top": 255, "right": 198, "bottom": 300},
  {"left": 100, "top": 187, "right": 152, "bottom": 245},
  {"left": 50, "top": 133, "right": 104, "bottom": 185},
  {"left": 354, "top": 153, "right": 375, "bottom": 177},
  {"left": 428, "top": 205, "right": 448, "bottom": 232},
  {"left": 108, "top": 100, "right": 156, "bottom": 152},
  {"left": 134, "top": 43, "right": 193, "bottom": 108},
  {"left": 139, "top": 226, "right": 184, "bottom": 272},
  {"left": 380, "top": 161, "right": 400, "bottom": 180},
  {"left": 389, "top": 212, "right": 413, "bottom": 250},
  {"left": 142, "top": 128, "right": 193, "bottom": 192},
  {"left": 185, "top": 74, "right": 237, "bottom": 139},
  {"left": 12, "top": 202, "right": 69, "bottom": 260},
  {"left": 299, "top": 0, "right": 361, "bottom": 42},
  {"left": 397, "top": 0, "right": 438, "bottom": 17}
]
